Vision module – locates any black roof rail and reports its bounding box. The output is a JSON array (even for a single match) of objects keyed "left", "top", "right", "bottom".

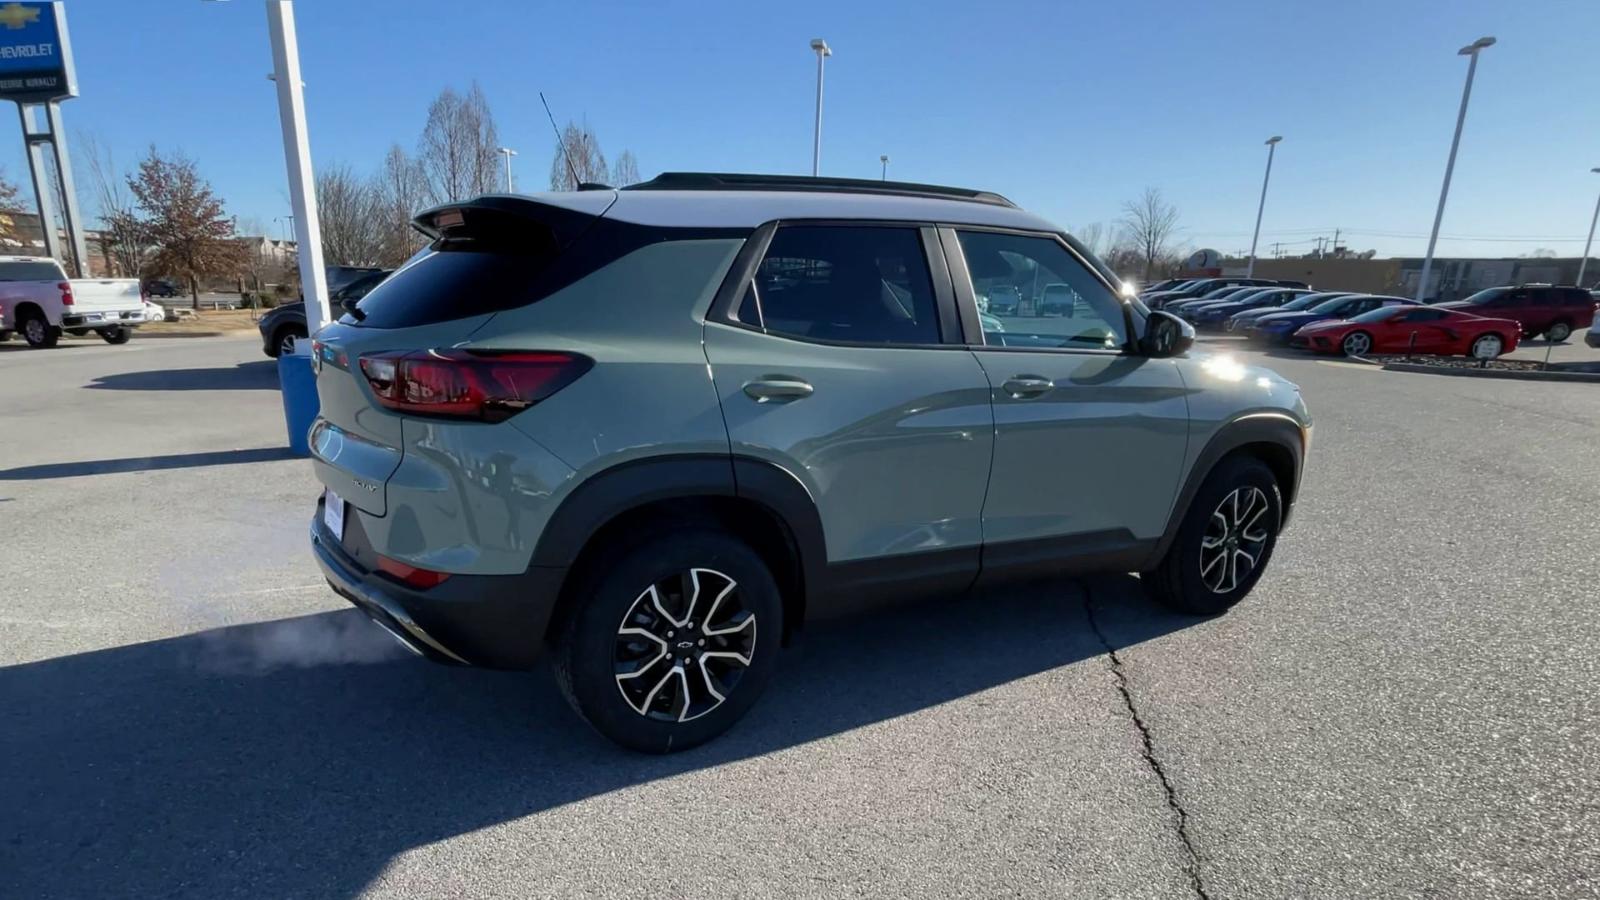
[{"left": 623, "top": 172, "right": 1017, "bottom": 208}]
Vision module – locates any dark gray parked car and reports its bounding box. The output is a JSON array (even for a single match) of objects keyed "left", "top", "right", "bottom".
[{"left": 307, "top": 173, "right": 1312, "bottom": 752}]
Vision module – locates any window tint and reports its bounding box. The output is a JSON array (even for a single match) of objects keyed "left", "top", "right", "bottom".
[
  {"left": 956, "top": 230, "right": 1125, "bottom": 350},
  {"left": 0, "top": 260, "right": 66, "bottom": 281},
  {"left": 1404, "top": 309, "right": 1448, "bottom": 322},
  {"left": 739, "top": 226, "right": 940, "bottom": 345}
]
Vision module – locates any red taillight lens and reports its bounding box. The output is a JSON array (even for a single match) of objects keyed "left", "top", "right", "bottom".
[
  {"left": 58, "top": 282, "right": 74, "bottom": 306},
  {"left": 358, "top": 349, "right": 590, "bottom": 423},
  {"left": 376, "top": 555, "right": 452, "bottom": 590}
]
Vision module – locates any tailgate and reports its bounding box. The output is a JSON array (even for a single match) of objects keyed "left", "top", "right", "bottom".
[
  {"left": 69, "top": 279, "right": 144, "bottom": 313},
  {"left": 308, "top": 315, "right": 494, "bottom": 516}
]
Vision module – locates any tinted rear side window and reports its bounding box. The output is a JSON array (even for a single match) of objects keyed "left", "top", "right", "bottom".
[{"left": 0, "top": 261, "right": 65, "bottom": 281}]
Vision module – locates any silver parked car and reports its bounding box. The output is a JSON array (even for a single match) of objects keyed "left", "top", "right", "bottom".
[{"left": 308, "top": 173, "right": 1311, "bottom": 752}]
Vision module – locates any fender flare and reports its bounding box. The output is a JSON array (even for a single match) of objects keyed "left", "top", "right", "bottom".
[
  {"left": 530, "top": 454, "right": 827, "bottom": 611},
  {"left": 1149, "top": 412, "right": 1307, "bottom": 565}
]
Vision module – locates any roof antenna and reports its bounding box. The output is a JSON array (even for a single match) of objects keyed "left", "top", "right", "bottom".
[{"left": 540, "top": 92, "right": 581, "bottom": 189}]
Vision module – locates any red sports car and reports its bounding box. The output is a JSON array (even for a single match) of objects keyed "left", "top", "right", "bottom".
[{"left": 1293, "top": 304, "right": 1521, "bottom": 358}]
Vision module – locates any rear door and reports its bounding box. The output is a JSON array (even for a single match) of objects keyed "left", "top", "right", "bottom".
[
  {"left": 703, "top": 222, "right": 994, "bottom": 587},
  {"left": 949, "top": 226, "right": 1188, "bottom": 563}
]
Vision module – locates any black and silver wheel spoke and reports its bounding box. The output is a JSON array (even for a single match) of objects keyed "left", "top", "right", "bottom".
[
  {"left": 1198, "top": 486, "right": 1271, "bottom": 594},
  {"left": 614, "top": 567, "right": 756, "bottom": 722}
]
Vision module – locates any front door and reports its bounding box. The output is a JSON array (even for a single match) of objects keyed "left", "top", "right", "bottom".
[
  {"left": 703, "top": 223, "right": 995, "bottom": 587},
  {"left": 945, "top": 227, "right": 1189, "bottom": 564}
]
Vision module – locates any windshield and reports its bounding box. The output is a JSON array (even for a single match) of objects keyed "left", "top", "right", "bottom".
[
  {"left": 1282, "top": 292, "right": 1344, "bottom": 311},
  {"left": 1349, "top": 305, "right": 1407, "bottom": 323},
  {"left": 1459, "top": 287, "right": 1506, "bottom": 305}
]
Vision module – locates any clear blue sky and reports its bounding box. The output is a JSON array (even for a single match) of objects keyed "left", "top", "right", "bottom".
[{"left": 13, "top": 0, "right": 1600, "bottom": 258}]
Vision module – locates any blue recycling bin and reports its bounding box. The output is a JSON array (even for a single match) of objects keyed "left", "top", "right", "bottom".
[{"left": 277, "top": 350, "right": 320, "bottom": 456}]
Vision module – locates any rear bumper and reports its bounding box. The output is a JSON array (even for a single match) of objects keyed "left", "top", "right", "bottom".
[
  {"left": 309, "top": 510, "right": 566, "bottom": 670},
  {"left": 63, "top": 310, "right": 146, "bottom": 327}
]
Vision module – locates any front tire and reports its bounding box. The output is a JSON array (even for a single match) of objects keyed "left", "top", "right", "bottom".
[
  {"left": 98, "top": 327, "right": 131, "bottom": 344},
  {"left": 1341, "top": 331, "right": 1373, "bottom": 357},
  {"left": 1470, "top": 333, "right": 1504, "bottom": 359},
  {"left": 1143, "top": 456, "right": 1282, "bottom": 616},
  {"left": 271, "top": 326, "right": 306, "bottom": 358},
  {"left": 554, "top": 529, "right": 783, "bottom": 753}
]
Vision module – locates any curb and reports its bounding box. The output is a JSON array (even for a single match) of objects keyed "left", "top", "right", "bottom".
[
  {"left": 1379, "top": 361, "right": 1600, "bottom": 384},
  {"left": 134, "top": 331, "right": 230, "bottom": 339}
]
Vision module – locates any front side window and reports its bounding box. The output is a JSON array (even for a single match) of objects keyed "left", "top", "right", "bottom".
[
  {"left": 1350, "top": 306, "right": 1408, "bottom": 323},
  {"left": 738, "top": 226, "right": 940, "bottom": 345},
  {"left": 956, "top": 230, "right": 1125, "bottom": 350}
]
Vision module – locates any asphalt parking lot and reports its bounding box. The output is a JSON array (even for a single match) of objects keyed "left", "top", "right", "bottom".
[{"left": 3, "top": 332, "right": 1597, "bottom": 899}]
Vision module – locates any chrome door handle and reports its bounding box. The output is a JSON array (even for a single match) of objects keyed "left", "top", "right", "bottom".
[
  {"left": 743, "top": 377, "right": 814, "bottom": 403},
  {"left": 1002, "top": 376, "right": 1053, "bottom": 398}
]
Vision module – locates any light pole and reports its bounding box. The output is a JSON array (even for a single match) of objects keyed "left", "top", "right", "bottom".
[
  {"left": 1416, "top": 36, "right": 1495, "bottom": 302},
  {"left": 1245, "top": 136, "right": 1282, "bottom": 278},
  {"left": 1578, "top": 168, "right": 1600, "bottom": 289},
  {"left": 810, "top": 38, "right": 831, "bottom": 177},
  {"left": 880, "top": 155, "right": 889, "bottom": 180},
  {"left": 498, "top": 147, "right": 518, "bottom": 192}
]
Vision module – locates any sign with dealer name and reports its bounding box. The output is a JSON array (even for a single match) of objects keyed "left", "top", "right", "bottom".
[{"left": 0, "top": 1, "right": 75, "bottom": 101}]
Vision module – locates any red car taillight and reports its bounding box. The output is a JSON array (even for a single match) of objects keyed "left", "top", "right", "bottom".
[
  {"left": 58, "top": 281, "right": 74, "bottom": 307},
  {"left": 358, "top": 349, "right": 590, "bottom": 423},
  {"left": 376, "top": 554, "right": 452, "bottom": 589}
]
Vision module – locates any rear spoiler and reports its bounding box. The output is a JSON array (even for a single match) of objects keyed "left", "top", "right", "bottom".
[{"left": 410, "top": 193, "right": 616, "bottom": 243}]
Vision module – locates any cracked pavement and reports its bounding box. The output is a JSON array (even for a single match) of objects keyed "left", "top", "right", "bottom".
[{"left": 3, "top": 334, "right": 1599, "bottom": 898}]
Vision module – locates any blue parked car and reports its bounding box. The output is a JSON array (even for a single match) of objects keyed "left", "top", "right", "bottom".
[
  {"left": 1244, "top": 294, "right": 1416, "bottom": 344},
  {"left": 1226, "top": 292, "right": 1355, "bottom": 331},
  {"left": 1192, "top": 288, "right": 1315, "bottom": 329}
]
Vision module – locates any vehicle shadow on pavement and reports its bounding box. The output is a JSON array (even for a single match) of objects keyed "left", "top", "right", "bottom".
[
  {"left": 0, "top": 574, "right": 1196, "bottom": 899},
  {"left": 85, "top": 360, "right": 280, "bottom": 391},
  {"left": 0, "top": 447, "right": 299, "bottom": 481}
]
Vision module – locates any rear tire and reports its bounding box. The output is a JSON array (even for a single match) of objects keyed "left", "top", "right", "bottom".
[
  {"left": 98, "top": 327, "right": 131, "bottom": 345},
  {"left": 19, "top": 310, "right": 59, "bottom": 348},
  {"left": 271, "top": 326, "right": 305, "bottom": 358},
  {"left": 554, "top": 529, "right": 783, "bottom": 753},
  {"left": 1544, "top": 321, "right": 1572, "bottom": 343},
  {"left": 1143, "top": 456, "right": 1282, "bottom": 616}
]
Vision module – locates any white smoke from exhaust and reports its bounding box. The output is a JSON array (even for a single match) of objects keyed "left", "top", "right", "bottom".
[{"left": 194, "top": 610, "right": 408, "bottom": 675}]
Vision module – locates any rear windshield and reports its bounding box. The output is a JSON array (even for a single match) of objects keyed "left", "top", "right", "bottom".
[{"left": 0, "top": 260, "right": 64, "bottom": 281}]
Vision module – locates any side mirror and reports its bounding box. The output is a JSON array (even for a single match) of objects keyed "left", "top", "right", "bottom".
[{"left": 1140, "top": 310, "right": 1194, "bottom": 358}]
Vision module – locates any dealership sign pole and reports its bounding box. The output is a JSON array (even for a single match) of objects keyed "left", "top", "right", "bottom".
[{"left": 0, "top": 1, "right": 89, "bottom": 276}]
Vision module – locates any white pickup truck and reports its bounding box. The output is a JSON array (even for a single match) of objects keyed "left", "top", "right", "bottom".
[{"left": 0, "top": 256, "right": 149, "bottom": 348}]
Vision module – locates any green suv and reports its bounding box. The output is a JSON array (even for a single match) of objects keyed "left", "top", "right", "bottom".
[{"left": 308, "top": 173, "right": 1311, "bottom": 752}]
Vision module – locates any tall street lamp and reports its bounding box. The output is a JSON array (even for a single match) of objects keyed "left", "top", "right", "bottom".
[
  {"left": 810, "top": 38, "right": 831, "bottom": 177},
  {"left": 498, "top": 147, "right": 518, "bottom": 192},
  {"left": 1245, "top": 136, "right": 1282, "bottom": 278},
  {"left": 880, "top": 155, "right": 889, "bottom": 181},
  {"left": 1578, "top": 167, "right": 1600, "bottom": 289},
  {"left": 1416, "top": 36, "right": 1495, "bottom": 302}
]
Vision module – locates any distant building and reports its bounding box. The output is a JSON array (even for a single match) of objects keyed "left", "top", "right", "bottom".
[{"left": 1228, "top": 256, "right": 1598, "bottom": 300}]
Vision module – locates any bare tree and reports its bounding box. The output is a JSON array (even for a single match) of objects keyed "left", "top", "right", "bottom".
[
  {"left": 316, "top": 162, "right": 384, "bottom": 266},
  {"left": 373, "top": 144, "right": 427, "bottom": 266},
  {"left": 127, "top": 146, "right": 248, "bottom": 308},
  {"left": 80, "top": 133, "right": 146, "bottom": 277},
  {"left": 1120, "top": 188, "right": 1181, "bottom": 280},
  {"left": 610, "top": 150, "right": 641, "bottom": 187},
  {"left": 418, "top": 83, "right": 500, "bottom": 204},
  {"left": 1072, "top": 221, "right": 1111, "bottom": 259},
  {"left": 548, "top": 121, "right": 608, "bottom": 190}
]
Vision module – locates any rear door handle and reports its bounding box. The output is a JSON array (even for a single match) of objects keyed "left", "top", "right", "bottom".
[
  {"left": 743, "top": 377, "right": 814, "bottom": 403},
  {"left": 1002, "top": 375, "right": 1054, "bottom": 398}
]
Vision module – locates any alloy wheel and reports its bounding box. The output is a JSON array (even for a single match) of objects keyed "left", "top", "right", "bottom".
[
  {"left": 1343, "top": 332, "right": 1371, "bottom": 356},
  {"left": 1546, "top": 323, "right": 1571, "bottom": 343},
  {"left": 24, "top": 318, "right": 45, "bottom": 344},
  {"left": 279, "top": 332, "right": 299, "bottom": 356},
  {"left": 1199, "top": 486, "right": 1271, "bottom": 594},
  {"left": 1471, "top": 334, "right": 1502, "bottom": 359},
  {"left": 613, "top": 568, "right": 757, "bottom": 722}
]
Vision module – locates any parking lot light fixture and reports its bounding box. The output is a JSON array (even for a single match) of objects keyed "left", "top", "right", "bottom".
[
  {"left": 1416, "top": 36, "right": 1495, "bottom": 303},
  {"left": 497, "top": 147, "right": 518, "bottom": 192},
  {"left": 1245, "top": 136, "right": 1282, "bottom": 278},
  {"left": 810, "top": 38, "right": 831, "bottom": 177},
  {"left": 1578, "top": 167, "right": 1600, "bottom": 289}
]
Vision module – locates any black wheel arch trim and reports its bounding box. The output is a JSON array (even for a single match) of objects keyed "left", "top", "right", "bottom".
[
  {"left": 1149, "top": 411, "right": 1306, "bottom": 566},
  {"left": 530, "top": 453, "right": 827, "bottom": 611}
]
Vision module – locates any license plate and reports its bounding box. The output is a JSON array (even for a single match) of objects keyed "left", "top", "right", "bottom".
[{"left": 323, "top": 489, "right": 346, "bottom": 539}]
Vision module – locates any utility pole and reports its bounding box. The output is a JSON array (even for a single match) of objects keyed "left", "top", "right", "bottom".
[
  {"left": 1418, "top": 36, "right": 1496, "bottom": 302},
  {"left": 1332, "top": 228, "right": 1340, "bottom": 259},
  {"left": 1245, "top": 135, "right": 1283, "bottom": 277}
]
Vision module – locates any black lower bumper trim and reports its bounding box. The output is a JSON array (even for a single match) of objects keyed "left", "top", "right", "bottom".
[{"left": 309, "top": 516, "right": 566, "bottom": 670}]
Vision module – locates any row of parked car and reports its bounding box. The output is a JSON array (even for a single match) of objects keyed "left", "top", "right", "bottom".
[{"left": 1139, "top": 277, "right": 1598, "bottom": 358}]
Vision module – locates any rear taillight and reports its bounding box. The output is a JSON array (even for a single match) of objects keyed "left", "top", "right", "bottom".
[
  {"left": 58, "top": 282, "right": 74, "bottom": 307},
  {"left": 376, "top": 555, "right": 452, "bottom": 590},
  {"left": 358, "top": 349, "right": 590, "bottom": 423}
]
